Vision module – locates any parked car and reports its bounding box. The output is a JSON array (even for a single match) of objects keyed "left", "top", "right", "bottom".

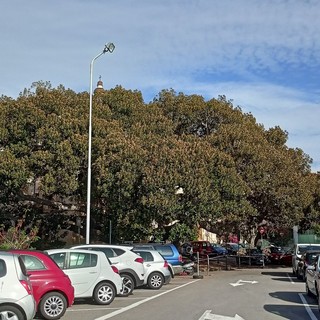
[
  {"left": 0, "top": 251, "right": 36, "bottom": 320},
  {"left": 71, "top": 244, "right": 145, "bottom": 295},
  {"left": 305, "top": 254, "right": 320, "bottom": 311},
  {"left": 190, "top": 241, "right": 214, "bottom": 257},
  {"left": 128, "top": 243, "right": 182, "bottom": 274},
  {"left": 133, "top": 249, "right": 171, "bottom": 289},
  {"left": 223, "top": 243, "right": 245, "bottom": 255},
  {"left": 240, "top": 248, "right": 267, "bottom": 266},
  {"left": 10, "top": 249, "right": 74, "bottom": 320},
  {"left": 292, "top": 244, "right": 320, "bottom": 276},
  {"left": 46, "top": 249, "right": 123, "bottom": 305},
  {"left": 210, "top": 243, "right": 228, "bottom": 256},
  {"left": 297, "top": 250, "right": 320, "bottom": 280}
]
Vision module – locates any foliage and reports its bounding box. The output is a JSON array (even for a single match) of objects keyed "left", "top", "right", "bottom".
[
  {"left": 0, "top": 225, "right": 40, "bottom": 249},
  {"left": 0, "top": 83, "right": 319, "bottom": 246}
]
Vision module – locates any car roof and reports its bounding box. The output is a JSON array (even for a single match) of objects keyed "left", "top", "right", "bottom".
[
  {"left": 71, "top": 244, "right": 134, "bottom": 250},
  {"left": 46, "top": 248, "right": 106, "bottom": 255}
]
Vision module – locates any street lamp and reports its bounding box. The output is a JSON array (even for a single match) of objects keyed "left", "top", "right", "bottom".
[{"left": 86, "top": 42, "right": 115, "bottom": 244}]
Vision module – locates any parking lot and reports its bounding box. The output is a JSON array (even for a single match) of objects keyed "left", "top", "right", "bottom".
[
  {"left": 39, "top": 275, "right": 199, "bottom": 320},
  {"left": 36, "top": 267, "right": 320, "bottom": 320}
]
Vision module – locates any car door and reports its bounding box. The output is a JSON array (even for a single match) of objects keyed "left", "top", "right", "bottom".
[{"left": 52, "top": 251, "right": 100, "bottom": 297}]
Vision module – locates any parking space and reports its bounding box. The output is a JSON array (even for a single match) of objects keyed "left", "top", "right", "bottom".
[{"left": 41, "top": 275, "right": 198, "bottom": 320}]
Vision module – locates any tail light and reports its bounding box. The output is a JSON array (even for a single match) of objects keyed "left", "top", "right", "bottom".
[
  {"left": 163, "top": 260, "right": 169, "bottom": 268},
  {"left": 20, "top": 280, "right": 33, "bottom": 295},
  {"left": 111, "top": 266, "right": 119, "bottom": 274},
  {"left": 178, "top": 254, "right": 183, "bottom": 263},
  {"left": 135, "top": 257, "right": 144, "bottom": 264}
]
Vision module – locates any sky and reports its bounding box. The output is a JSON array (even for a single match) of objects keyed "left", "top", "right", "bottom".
[{"left": 1, "top": 0, "right": 319, "bottom": 172}]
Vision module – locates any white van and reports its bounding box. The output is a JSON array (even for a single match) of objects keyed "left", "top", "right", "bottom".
[{"left": 292, "top": 243, "right": 320, "bottom": 276}]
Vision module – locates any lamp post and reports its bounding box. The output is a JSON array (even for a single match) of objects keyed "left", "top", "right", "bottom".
[{"left": 86, "top": 42, "right": 115, "bottom": 244}]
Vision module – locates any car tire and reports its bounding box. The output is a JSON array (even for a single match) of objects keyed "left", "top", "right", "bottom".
[
  {"left": 39, "top": 292, "right": 67, "bottom": 320},
  {"left": 0, "top": 305, "right": 24, "bottom": 320},
  {"left": 147, "top": 272, "right": 164, "bottom": 290},
  {"left": 120, "top": 273, "right": 134, "bottom": 296},
  {"left": 93, "top": 282, "right": 116, "bottom": 305}
]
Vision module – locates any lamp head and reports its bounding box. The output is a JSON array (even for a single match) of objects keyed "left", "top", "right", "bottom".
[{"left": 104, "top": 42, "right": 115, "bottom": 53}]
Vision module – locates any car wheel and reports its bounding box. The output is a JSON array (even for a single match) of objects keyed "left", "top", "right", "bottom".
[
  {"left": 39, "top": 292, "right": 67, "bottom": 320},
  {"left": 0, "top": 305, "right": 24, "bottom": 320},
  {"left": 93, "top": 282, "right": 116, "bottom": 305},
  {"left": 147, "top": 272, "right": 164, "bottom": 290},
  {"left": 120, "top": 273, "right": 134, "bottom": 296}
]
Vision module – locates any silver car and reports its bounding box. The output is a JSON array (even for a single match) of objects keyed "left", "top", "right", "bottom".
[
  {"left": 0, "top": 251, "right": 36, "bottom": 320},
  {"left": 305, "top": 254, "right": 320, "bottom": 311},
  {"left": 133, "top": 249, "right": 172, "bottom": 289}
]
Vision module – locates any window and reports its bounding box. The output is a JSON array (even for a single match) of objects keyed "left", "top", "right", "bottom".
[
  {"left": 154, "top": 245, "right": 173, "bottom": 257},
  {"left": 20, "top": 255, "right": 46, "bottom": 271},
  {"left": 50, "top": 253, "right": 66, "bottom": 269},
  {"left": 89, "top": 247, "right": 115, "bottom": 258},
  {"left": 69, "top": 252, "right": 97, "bottom": 268},
  {"left": 0, "top": 259, "right": 7, "bottom": 277},
  {"left": 113, "top": 248, "right": 125, "bottom": 256},
  {"left": 135, "top": 251, "right": 153, "bottom": 262}
]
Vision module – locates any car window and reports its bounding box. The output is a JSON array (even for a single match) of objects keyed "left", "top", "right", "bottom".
[
  {"left": 20, "top": 255, "right": 46, "bottom": 271},
  {"left": 89, "top": 247, "right": 115, "bottom": 258},
  {"left": 68, "top": 252, "right": 97, "bottom": 268},
  {"left": 112, "top": 248, "right": 126, "bottom": 256},
  {"left": 50, "top": 252, "right": 67, "bottom": 269},
  {"left": 154, "top": 245, "right": 173, "bottom": 256},
  {"left": 132, "top": 245, "right": 154, "bottom": 250},
  {"left": 135, "top": 251, "right": 154, "bottom": 262},
  {"left": 0, "top": 259, "right": 6, "bottom": 277}
]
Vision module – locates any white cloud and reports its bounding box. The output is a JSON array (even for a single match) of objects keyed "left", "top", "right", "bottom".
[{"left": 1, "top": 0, "right": 319, "bottom": 171}]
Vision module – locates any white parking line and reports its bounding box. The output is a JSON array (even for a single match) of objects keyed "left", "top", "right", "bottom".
[
  {"left": 94, "top": 279, "right": 200, "bottom": 320},
  {"left": 287, "top": 273, "right": 296, "bottom": 284},
  {"left": 299, "top": 293, "right": 318, "bottom": 320}
]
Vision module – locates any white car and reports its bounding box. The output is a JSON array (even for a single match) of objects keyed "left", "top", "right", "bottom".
[
  {"left": 133, "top": 249, "right": 172, "bottom": 289},
  {"left": 292, "top": 243, "right": 320, "bottom": 276},
  {"left": 46, "top": 249, "right": 123, "bottom": 305},
  {"left": 0, "top": 252, "right": 36, "bottom": 320},
  {"left": 71, "top": 244, "right": 145, "bottom": 295}
]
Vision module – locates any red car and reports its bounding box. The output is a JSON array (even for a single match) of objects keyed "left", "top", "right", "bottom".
[
  {"left": 268, "top": 246, "right": 292, "bottom": 266},
  {"left": 10, "top": 250, "right": 74, "bottom": 320}
]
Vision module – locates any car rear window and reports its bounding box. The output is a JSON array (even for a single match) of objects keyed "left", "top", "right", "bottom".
[
  {"left": 154, "top": 245, "right": 173, "bottom": 257},
  {"left": 20, "top": 255, "right": 46, "bottom": 271},
  {"left": 135, "top": 251, "right": 154, "bottom": 262},
  {"left": 0, "top": 259, "right": 7, "bottom": 277}
]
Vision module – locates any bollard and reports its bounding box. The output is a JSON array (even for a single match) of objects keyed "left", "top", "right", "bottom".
[
  {"left": 193, "top": 252, "right": 203, "bottom": 279},
  {"left": 207, "top": 255, "right": 209, "bottom": 276}
]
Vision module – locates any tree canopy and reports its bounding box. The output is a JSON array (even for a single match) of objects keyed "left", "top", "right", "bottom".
[{"left": 0, "top": 82, "right": 319, "bottom": 247}]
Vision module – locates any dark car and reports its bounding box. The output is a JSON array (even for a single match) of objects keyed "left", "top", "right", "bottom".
[
  {"left": 223, "top": 243, "right": 245, "bottom": 255},
  {"left": 297, "top": 250, "right": 320, "bottom": 280},
  {"left": 240, "top": 248, "right": 266, "bottom": 266},
  {"left": 10, "top": 250, "right": 74, "bottom": 320},
  {"left": 211, "top": 243, "right": 228, "bottom": 256}
]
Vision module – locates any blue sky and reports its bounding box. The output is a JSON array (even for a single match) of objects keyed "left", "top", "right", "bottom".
[{"left": 1, "top": 0, "right": 319, "bottom": 172}]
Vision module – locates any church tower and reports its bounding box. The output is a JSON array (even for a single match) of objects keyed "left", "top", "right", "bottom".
[{"left": 94, "top": 75, "right": 104, "bottom": 94}]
